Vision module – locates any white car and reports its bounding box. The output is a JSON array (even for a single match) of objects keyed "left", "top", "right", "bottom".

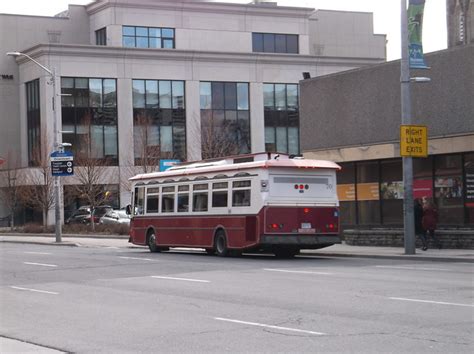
[{"left": 100, "top": 210, "right": 131, "bottom": 226}]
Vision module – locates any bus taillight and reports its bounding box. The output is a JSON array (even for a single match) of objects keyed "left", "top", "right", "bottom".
[
  {"left": 303, "top": 208, "right": 310, "bottom": 214},
  {"left": 270, "top": 223, "right": 283, "bottom": 230}
]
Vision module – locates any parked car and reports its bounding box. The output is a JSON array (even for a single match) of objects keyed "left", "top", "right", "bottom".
[
  {"left": 65, "top": 205, "right": 113, "bottom": 224},
  {"left": 100, "top": 210, "right": 131, "bottom": 226}
]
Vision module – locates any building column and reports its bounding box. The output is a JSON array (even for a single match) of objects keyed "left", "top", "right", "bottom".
[
  {"left": 186, "top": 80, "right": 202, "bottom": 162},
  {"left": 250, "top": 82, "right": 265, "bottom": 153},
  {"left": 117, "top": 78, "right": 134, "bottom": 207}
]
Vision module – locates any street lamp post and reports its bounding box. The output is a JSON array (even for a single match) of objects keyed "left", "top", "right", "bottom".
[
  {"left": 400, "top": 0, "right": 416, "bottom": 255},
  {"left": 6, "top": 51, "right": 62, "bottom": 243}
]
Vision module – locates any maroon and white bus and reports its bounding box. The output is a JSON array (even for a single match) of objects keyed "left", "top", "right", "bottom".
[{"left": 128, "top": 153, "right": 341, "bottom": 257}]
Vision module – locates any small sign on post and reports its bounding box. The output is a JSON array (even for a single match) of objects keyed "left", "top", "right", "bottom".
[
  {"left": 50, "top": 151, "right": 74, "bottom": 176},
  {"left": 400, "top": 125, "right": 428, "bottom": 158}
]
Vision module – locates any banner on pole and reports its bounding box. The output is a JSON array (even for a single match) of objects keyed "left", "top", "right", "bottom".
[{"left": 408, "top": 0, "right": 428, "bottom": 69}]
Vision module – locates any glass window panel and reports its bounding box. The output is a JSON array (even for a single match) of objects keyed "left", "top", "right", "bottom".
[
  {"left": 263, "top": 33, "right": 275, "bottom": 52},
  {"left": 147, "top": 125, "right": 160, "bottom": 147},
  {"left": 159, "top": 81, "right": 172, "bottom": 108},
  {"left": 224, "top": 82, "right": 237, "bottom": 110},
  {"left": 286, "top": 35, "right": 298, "bottom": 53},
  {"left": 193, "top": 193, "right": 208, "bottom": 212},
  {"left": 136, "top": 37, "right": 149, "bottom": 48},
  {"left": 123, "top": 36, "right": 135, "bottom": 47},
  {"left": 104, "top": 125, "right": 117, "bottom": 157},
  {"left": 160, "top": 126, "right": 173, "bottom": 152},
  {"left": 435, "top": 154, "right": 463, "bottom": 224},
  {"left": 145, "top": 80, "right": 158, "bottom": 108},
  {"left": 162, "top": 28, "right": 174, "bottom": 38},
  {"left": 465, "top": 153, "right": 474, "bottom": 225},
  {"left": 149, "top": 28, "right": 161, "bottom": 37},
  {"left": 161, "top": 194, "right": 175, "bottom": 213},
  {"left": 103, "top": 79, "right": 116, "bottom": 107},
  {"left": 232, "top": 190, "right": 251, "bottom": 207},
  {"left": 276, "top": 127, "right": 288, "bottom": 153},
  {"left": 133, "top": 80, "right": 146, "bottom": 108},
  {"left": 233, "top": 180, "right": 251, "bottom": 188},
  {"left": 134, "top": 187, "right": 145, "bottom": 215},
  {"left": 213, "top": 182, "right": 228, "bottom": 189},
  {"left": 147, "top": 187, "right": 160, "bottom": 194},
  {"left": 91, "top": 125, "right": 104, "bottom": 158},
  {"left": 172, "top": 126, "right": 186, "bottom": 160},
  {"left": 61, "top": 77, "right": 74, "bottom": 88},
  {"left": 357, "top": 161, "right": 379, "bottom": 183},
  {"left": 178, "top": 194, "right": 189, "bottom": 212},
  {"left": 225, "top": 110, "right": 237, "bottom": 122},
  {"left": 212, "top": 82, "right": 224, "bottom": 109},
  {"left": 172, "top": 81, "right": 184, "bottom": 109},
  {"left": 149, "top": 37, "right": 161, "bottom": 48},
  {"left": 162, "top": 186, "right": 175, "bottom": 193},
  {"left": 275, "top": 34, "right": 286, "bottom": 53},
  {"left": 75, "top": 78, "right": 88, "bottom": 89},
  {"left": 275, "top": 84, "right": 286, "bottom": 110},
  {"left": 193, "top": 183, "right": 208, "bottom": 191},
  {"left": 237, "top": 83, "right": 249, "bottom": 110},
  {"left": 263, "top": 84, "right": 274, "bottom": 108},
  {"left": 288, "top": 127, "right": 299, "bottom": 155},
  {"left": 136, "top": 27, "right": 148, "bottom": 36},
  {"left": 123, "top": 26, "right": 135, "bottom": 36},
  {"left": 252, "top": 33, "right": 263, "bottom": 52},
  {"left": 89, "top": 79, "right": 103, "bottom": 107},
  {"left": 200, "top": 82, "right": 212, "bottom": 109},
  {"left": 163, "top": 39, "right": 174, "bottom": 48},
  {"left": 213, "top": 110, "right": 225, "bottom": 127},
  {"left": 146, "top": 196, "right": 159, "bottom": 213},
  {"left": 287, "top": 84, "right": 298, "bottom": 109},
  {"left": 265, "top": 127, "right": 275, "bottom": 143},
  {"left": 358, "top": 200, "right": 381, "bottom": 225},
  {"left": 212, "top": 191, "right": 228, "bottom": 207}
]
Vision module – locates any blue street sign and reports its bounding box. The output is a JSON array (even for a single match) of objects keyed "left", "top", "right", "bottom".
[
  {"left": 160, "top": 159, "right": 180, "bottom": 171},
  {"left": 50, "top": 151, "right": 74, "bottom": 176}
]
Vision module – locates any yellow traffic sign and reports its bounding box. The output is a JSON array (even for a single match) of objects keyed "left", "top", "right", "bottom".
[{"left": 400, "top": 125, "right": 428, "bottom": 157}]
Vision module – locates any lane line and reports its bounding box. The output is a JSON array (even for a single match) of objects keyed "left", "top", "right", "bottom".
[
  {"left": 10, "top": 286, "right": 59, "bottom": 295},
  {"left": 389, "top": 297, "right": 474, "bottom": 308},
  {"left": 214, "top": 317, "right": 326, "bottom": 335},
  {"left": 24, "top": 252, "right": 52, "bottom": 255},
  {"left": 119, "top": 256, "right": 154, "bottom": 261},
  {"left": 151, "top": 276, "right": 210, "bottom": 283},
  {"left": 375, "top": 265, "right": 450, "bottom": 271},
  {"left": 264, "top": 268, "right": 333, "bottom": 275},
  {"left": 23, "top": 262, "right": 57, "bottom": 267}
]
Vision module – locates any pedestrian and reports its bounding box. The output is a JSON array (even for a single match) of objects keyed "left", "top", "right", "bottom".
[
  {"left": 414, "top": 199, "right": 427, "bottom": 250},
  {"left": 422, "top": 199, "right": 441, "bottom": 250}
]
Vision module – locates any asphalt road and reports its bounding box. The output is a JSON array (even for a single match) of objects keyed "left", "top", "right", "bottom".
[{"left": 1, "top": 243, "right": 473, "bottom": 353}]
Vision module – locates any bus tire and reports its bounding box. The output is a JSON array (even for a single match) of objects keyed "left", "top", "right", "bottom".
[
  {"left": 214, "top": 230, "right": 228, "bottom": 257},
  {"left": 147, "top": 230, "right": 159, "bottom": 253},
  {"left": 205, "top": 248, "right": 215, "bottom": 255}
]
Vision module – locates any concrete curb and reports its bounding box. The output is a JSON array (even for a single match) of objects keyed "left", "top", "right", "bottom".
[
  {"left": 0, "top": 240, "right": 79, "bottom": 247},
  {"left": 304, "top": 251, "right": 474, "bottom": 263},
  {"left": 0, "top": 233, "right": 128, "bottom": 240}
]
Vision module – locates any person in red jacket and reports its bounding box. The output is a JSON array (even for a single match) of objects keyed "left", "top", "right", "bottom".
[{"left": 422, "top": 199, "right": 441, "bottom": 250}]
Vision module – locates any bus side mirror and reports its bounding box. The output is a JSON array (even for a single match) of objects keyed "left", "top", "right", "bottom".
[{"left": 125, "top": 205, "right": 132, "bottom": 215}]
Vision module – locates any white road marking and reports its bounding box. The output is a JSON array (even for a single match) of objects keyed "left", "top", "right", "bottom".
[
  {"left": 23, "top": 252, "right": 52, "bottom": 255},
  {"left": 10, "top": 286, "right": 58, "bottom": 295},
  {"left": 105, "top": 247, "right": 120, "bottom": 249},
  {"left": 389, "top": 297, "right": 474, "bottom": 308},
  {"left": 264, "top": 268, "right": 333, "bottom": 275},
  {"left": 151, "top": 276, "right": 210, "bottom": 283},
  {"left": 23, "top": 262, "right": 57, "bottom": 267},
  {"left": 119, "top": 256, "right": 154, "bottom": 261},
  {"left": 375, "top": 265, "right": 450, "bottom": 271},
  {"left": 214, "top": 317, "right": 326, "bottom": 335}
]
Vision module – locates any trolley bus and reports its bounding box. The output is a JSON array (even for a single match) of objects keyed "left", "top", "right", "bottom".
[{"left": 127, "top": 153, "right": 341, "bottom": 257}]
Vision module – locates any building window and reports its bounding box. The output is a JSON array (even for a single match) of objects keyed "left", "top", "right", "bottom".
[
  {"left": 252, "top": 33, "right": 298, "bottom": 54},
  {"left": 123, "top": 26, "right": 175, "bottom": 48},
  {"left": 26, "top": 79, "right": 41, "bottom": 166},
  {"left": 434, "top": 154, "right": 463, "bottom": 225},
  {"left": 464, "top": 153, "right": 474, "bottom": 225},
  {"left": 200, "top": 82, "right": 250, "bottom": 158},
  {"left": 380, "top": 159, "right": 403, "bottom": 225},
  {"left": 95, "top": 27, "right": 107, "bottom": 46},
  {"left": 337, "top": 162, "right": 356, "bottom": 226},
  {"left": 264, "top": 83, "right": 299, "bottom": 155},
  {"left": 61, "top": 77, "right": 118, "bottom": 165},
  {"left": 132, "top": 79, "right": 186, "bottom": 164},
  {"left": 356, "top": 161, "right": 380, "bottom": 225}
]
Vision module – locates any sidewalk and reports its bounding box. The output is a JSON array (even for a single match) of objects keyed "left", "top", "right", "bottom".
[{"left": 1, "top": 233, "right": 473, "bottom": 263}]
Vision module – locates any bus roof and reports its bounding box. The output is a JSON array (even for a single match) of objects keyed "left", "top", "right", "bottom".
[{"left": 130, "top": 153, "right": 341, "bottom": 182}]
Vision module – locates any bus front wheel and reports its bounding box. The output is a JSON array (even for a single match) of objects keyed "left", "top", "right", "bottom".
[
  {"left": 147, "top": 231, "right": 159, "bottom": 253},
  {"left": 215, "top": 230, "right": 228, "bottom": 257}
]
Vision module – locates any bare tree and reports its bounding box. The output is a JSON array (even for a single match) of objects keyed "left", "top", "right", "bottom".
[
  {"left": 133, "top": 112, "right": 163, "bottom": 174},
  {"left": 0, "top": 151, "right": 23, "bottom": 231},
  {"left": 200, "top": 114, "right": 244, "bottom": 159},
  {"left": 71, "top": 113, "right": 113, "bottom": 231}
]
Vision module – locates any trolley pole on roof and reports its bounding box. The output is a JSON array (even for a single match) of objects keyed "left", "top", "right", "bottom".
[{"left": 400, "top": 0, "right": 416, "bottom": 254}]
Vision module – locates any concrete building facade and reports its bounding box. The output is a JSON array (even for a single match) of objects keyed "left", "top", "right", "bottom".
[{"left": 0, "top": 0, "right": 385, "bottom": 224}]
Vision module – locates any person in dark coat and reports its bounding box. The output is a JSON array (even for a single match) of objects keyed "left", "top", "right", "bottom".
[
  {"left": 422, "top": 199, "right": 441, "bottom": 249},
  {"left": 414, "top": 199, "right": 427, "bottom": 250}
]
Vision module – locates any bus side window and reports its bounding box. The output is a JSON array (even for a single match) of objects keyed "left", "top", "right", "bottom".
[
  {"left": 212, "top": 182, "right": 228, "bottom": 208},
  {"left": 161, "top": 186, "right": 175, "bottom": 213},
  {"left": 146, "top": 187, "right": 160, "bottom": 214},
  {"left": 134, "top": 187, "right": 145, "bottom": 215},
  {"left": 232, "top": 180, "right": 251, "bottom": 207},
  {"left": 178, "top": 185, "right": 190, "bottom": 212},
  {"left": 193, "top": 183, "right": 208, "bottom": 212}
]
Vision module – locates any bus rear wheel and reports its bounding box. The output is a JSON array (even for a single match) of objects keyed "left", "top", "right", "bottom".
[
  {"left": 215, "top": 230, "right": 228, "bottom": 257},
  {"left": 147, "top": 231, "right": 159, "bottom": 253}
]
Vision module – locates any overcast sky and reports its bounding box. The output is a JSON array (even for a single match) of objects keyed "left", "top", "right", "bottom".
[{"left": 0, "top": 0, "right": 447, "bottom": 61}]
